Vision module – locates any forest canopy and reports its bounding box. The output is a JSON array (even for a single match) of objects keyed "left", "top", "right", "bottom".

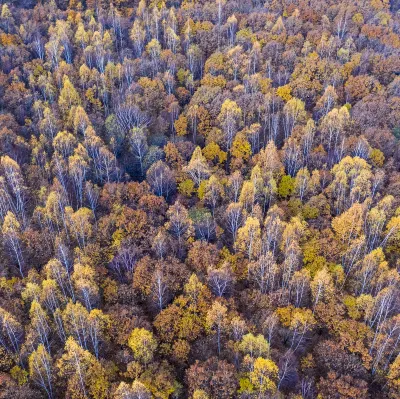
[{"left": 0, "top": 0, "right": 400, "bottom": 398}]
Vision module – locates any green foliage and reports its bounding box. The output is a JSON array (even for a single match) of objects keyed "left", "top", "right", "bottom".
[
  {"left": 302, "top": 204, "right": 320, "bottom": 219},
  {"left": 343, "top": 295, "right": 361, "bottom": 320},
  {"left": 278, "top": 175, "right": 295, "bottom": 198},
  {"left": 10, "top": 366, "right": 28, "bottom": 385},
  {"left": 287, "top": 198, "right": 302, "bottom": 216},
  {"left": 197, "top": 180, "right": 207, "bottom": 200},
  {"left": 393, "top": 127, "right": 400, "bottom": 140},
  {"left": 179, "top": 179, "right": 196, "bottom": 197},
  {"left": 239, "top": 333, "right": 270, "bottom": 358}
]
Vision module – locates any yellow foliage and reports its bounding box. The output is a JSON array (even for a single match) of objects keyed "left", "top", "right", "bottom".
[
  {"left": 201, "top": 74, "right": 227, "bottom": 88},
  {"left": 10, "top": 366, "right": 28, "bottom": 385},
  {"left": 0, "top": 33, "right": 17, "bottom": 46},
  {"left": 202, "top": 142, "right": 227, "bottom": 165},
  {"left": 128, "top": 328, "right": 157, "bottom": 365},
  {"left": 197, "top": 180, "right": 207, "bottom": 200},
  {"left": 174, "top": 114, "right": 188, "bottom": 136},
  {"left": 250, "top": 357, "right": 279, "bottom": 394},
  {"left": 276, "top": 84, "right": 292, "bottom": 101},
  {"left": 369, "top": 148, "right": 385, "bottom": 167},
  {"left": 352, "top": 12, "right": 364, "bottom": 25},
  {"left": 231, "top": 133, "right": 251, "bottom": 160}
]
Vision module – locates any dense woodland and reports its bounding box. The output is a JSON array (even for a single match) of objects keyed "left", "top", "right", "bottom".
[{"left": 0, "top": 0, "right": 400, "bottom": 397}]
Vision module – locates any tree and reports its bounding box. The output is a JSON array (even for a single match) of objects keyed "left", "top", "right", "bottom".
[
  {"left": 28, "top": 300, "right": 51, "bottom": 353},
  {"left": 249, "top": 357, "right": 279, "bottom": 395},
  {"left": 184, "top": 147, "right": 210, "bottom": 187},
  {"left": 146, "top": 39, "right": 162, "bottom": 75},
  {"left": 165, "top": 201, "right": 194, "bottom": 253},
  {"left": 227, "top": 14, "right": 238, "bottom": 46},
  {"left": 43, "top": 258, "right": 74, "bottom": 302},
  {"left": 321, "top": 106, "right": 350, "bottom": 166},
  {"left": 62, "top": 298, "right": 109, "bottom": 358},
  {"left": 0, "top": 307, "right": 24, "bottom": 356},
  {"left": 62, "top": 300, "right": 90, "bottom": 351},
  {"left": 354, "top": 248, "right": 386, "bottom": 295},
  {"left": 73, "top": 106, "right": 91, "bottom": 136},
  {"left": 128, "top": 328, "right": 157, "bottom": 365},
  {"left": 278, "top": 175, "right": 295, "bottom": 198},
  {"left": 263, "top": 205, "right": 285, "bottom": 256},
  {"left": 1, "top": 4, "right": 12, "bottom": 33},
  {"left": 218, "top": 99, "right": 242, "bottom": 150},
  {"left": 332, "top": 203, "right": 364, "bottom": 244},
  {"left": 193, "top": 390, "right": 209, "bottom": 399},
  {"left": 87, "top": 309, "right": 111, "bottom": 359},
  {"left": 231, "top": 132, "right": 251, "bottom": 166},
  {"left": 1, "top": 155, "right": 27, "bottom": 225},
  {"left": 208, "top": 263, "right": 233, "bottom": 297},
  {"left": 283, "top": 98, "right": 306, "bottom": 139},
  {"left": 57, "top": 337, "right": 109, "bottom": 399},
  {"left": 69, "top": 145, "right": 89, "bottom": 207},
  {"left": 71, "top": 262, "right": 99, "bottom": 310},
  {"left": 186, "top": 358, "right": 236, "bottom": 399},
  {"left": 316, "top": 85, "right": 338, "bottom": 116},
  {"left": 174, "top": 114, "right": 188, "bottom": 137},
  {"left": 283, "top": 137, "right": 303, "bottom": 177},
  {"left": 294, "top": 167, "right": 311, "bottom": 201},
  {"left": 2, "top": 211, "right": 24, "bottom": 276},
  {"left": 130, "top": 20, "right": 146, "bottom": 56},
  {"left": 146, "top": 161, "right": 176, "bottom": 199},
  {"left": 150, "top": 268, "right": 171, "bottom": 311},
  {"left": 68, "top": 207, "right": 93, "bottom": 249},
  {"left": 187, "top": 241, "right": 220, "bottom": 274},
  {"left": 114, "top": 380, "right": 151, "bottom": 399},
  {"left": 248, "top": 252, "right": 278, "bottom": 294},
  {"left": 58, "top": 76, "right": 81, "bottom": 116},
  {"left": 318, "top": 372, "right": 369, "bottom": 399},
  {"left": 203, "top": 175, "right": 224, "bottom": 215},
  {"left": 225, "top": 202, "right": 243, "bottom": 243},
  {"left": 29, "top": 344, "right": 54, "bottom": 399},
  {"left": 239, "top": 333, "right": 270, "bottom": 360},
  {"left": 311, "top": 268, "right": 335, "bottom": 310},
  {"left": 236, "top": 216, "right": 261, "bottom": 260},
  {"left": 239, "top": 181, "right": 257, "bottom": 213},
  {"left": 206, "top": 301, "right": 228, "bottom": 355},
  {"left": 129, "top": 128, "right": 148, "bottom": 177},
  {"left": 256, "top": 141, "right": 284, "bottom": 178},
  {"left": 216, "top": 0, "right": 226, "bottom": 47},
  {"left": 388, "top": 354, "right": 400, "bottom": 397},
  {"left": 276, "top": 306, "right": 316, "bottom": 352},
  {"left": 289, "top": 269, "right": 311, "bottom": 308},
  {"left": 227, "top": 171, "right": 243, "bottom": 202}
]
